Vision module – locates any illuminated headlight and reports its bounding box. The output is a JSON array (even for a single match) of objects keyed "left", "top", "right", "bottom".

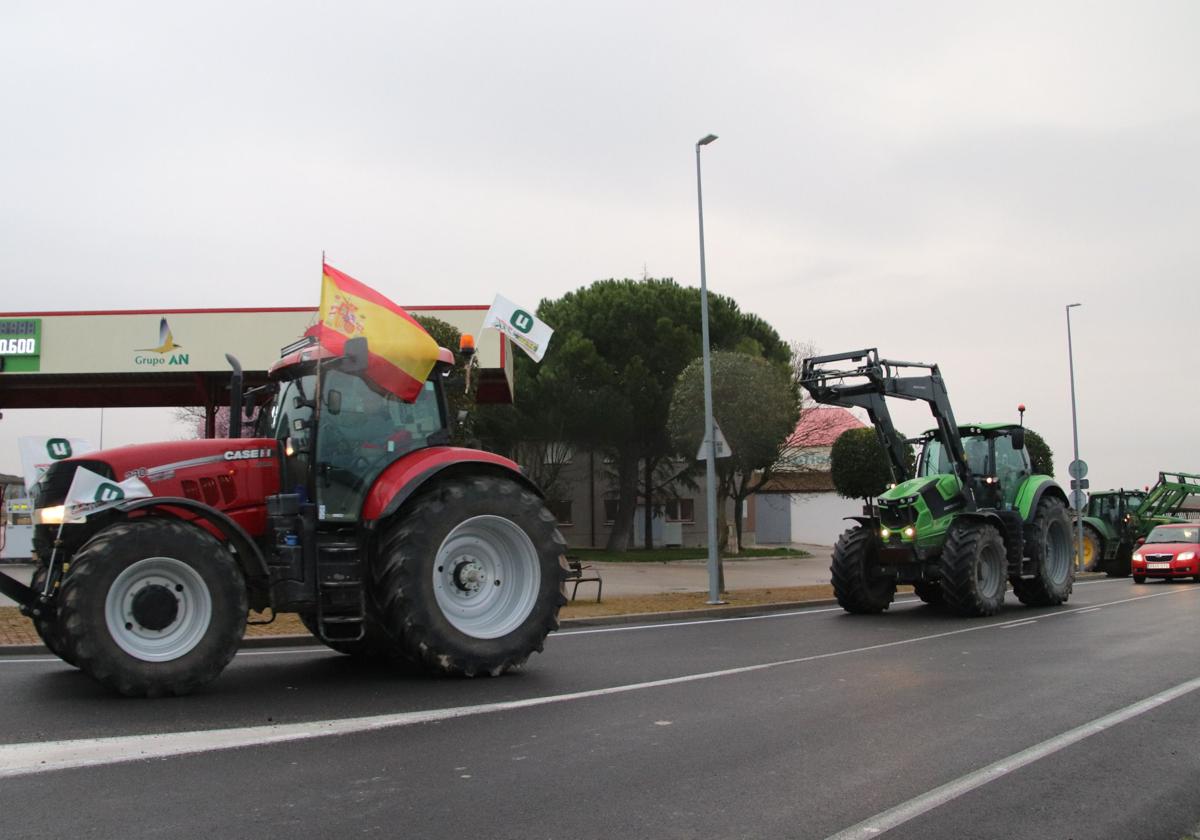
[
  {"left": 33, "top": 505, "right": 65, "bottom": 525},
  {"left": 880, "top": 527, "right": 891, "bottom": 540},
  {"left": 902, "top": 526, "right": 916, "bottom": 539},
  {"left": 1132, "top": 552, "right": 1143, "bottom": 562},
  {"left": 1178, "top": 551, "right": 1196, "bottom": 562}
]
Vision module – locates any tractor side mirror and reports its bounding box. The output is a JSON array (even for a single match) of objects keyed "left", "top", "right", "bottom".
[
  {"left": 1010, "top": 428, "right": 1026, "bottom": 450},
  {"left": 325, "top": 389, "right": 342, "bottom": 415},
  {"left": 343, "top": 336, "right": 369, "bottom": 374}
]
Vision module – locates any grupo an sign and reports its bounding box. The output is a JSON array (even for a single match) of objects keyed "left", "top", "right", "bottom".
[{"left": 0, "top": 318, "right": 42, "bottom": 372}]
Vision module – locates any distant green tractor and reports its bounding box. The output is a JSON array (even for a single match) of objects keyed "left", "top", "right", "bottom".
[
  {"left": 801, "top": 349, "right": 1074, "bottom": 617},
  {"left": 1076, "top": 472, "right": 1200, "bottom": 576}
]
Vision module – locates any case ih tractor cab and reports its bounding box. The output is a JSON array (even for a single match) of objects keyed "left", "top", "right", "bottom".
[
  {"left": 1077, "top": 472, "right": 1200, "bottom": 576},
  {"left": 800, "top": 349, "right": 1074, "bottom": 617},
  {"left": 1, "top": 333, "right": 567, "bottom": 697}
]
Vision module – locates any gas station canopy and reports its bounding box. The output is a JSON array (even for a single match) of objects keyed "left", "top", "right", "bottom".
[{"left": 0, "top": 307, "right": 514, "bottom": 410}]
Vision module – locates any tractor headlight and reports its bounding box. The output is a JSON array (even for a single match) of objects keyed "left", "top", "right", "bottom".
[
  {"left": 880, "top": 527, "right": 891, "bottom": 540},
  {"left": 902, "top": 526, "right": 916, "bottom": 539},
  {"left": 33, "top": 505, "right": 65, "bottom": 525}
]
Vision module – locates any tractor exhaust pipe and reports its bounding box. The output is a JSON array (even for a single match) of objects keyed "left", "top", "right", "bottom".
[{"left": 226, "top": 354, "right": 243, "bottom": 439}]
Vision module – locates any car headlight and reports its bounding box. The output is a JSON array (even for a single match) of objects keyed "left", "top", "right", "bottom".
[
  {"left": 33, "top": 505, "right": 65, "bottom": 525},
  {"left": 1177, "top": 551, "right": 1196, "bottom": 562},
  {"left": 1132, "top": 552, "right": 1143, "bottom": 562}
]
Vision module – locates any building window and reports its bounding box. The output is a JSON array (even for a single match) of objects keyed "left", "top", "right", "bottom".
[
  {"left": 546, "top": 500, "right": 573, "bottom": 526},
  {"left": 543, "top": 442, "right": 574, "bottom": 465},
  {"left": 664, "top": 498, "right": 695, "bottom": 523},
  {"left": 603, "top": 499, "right": 619, "bottom": 525}
]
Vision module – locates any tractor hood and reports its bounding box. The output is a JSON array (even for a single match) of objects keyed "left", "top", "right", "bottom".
[
  {"left": 879, "top": 473, "right": 960, "bottom": 503},
  {"left": 35, "top": 438, "right": 281, "bottom": 510}
]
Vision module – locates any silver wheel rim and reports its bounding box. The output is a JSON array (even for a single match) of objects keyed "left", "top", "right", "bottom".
[
  {"left": 432, "top": 515, "right": 541, "bottom": 639},
  {"left": 977, "top": 538, "right": 1004, "bottom": 596},
  {"left": 1044, "top": 519, "right": 1072, "bottom": 584},
  {"left": 105, "top": 557, "right": 213, "bottom": 662}
]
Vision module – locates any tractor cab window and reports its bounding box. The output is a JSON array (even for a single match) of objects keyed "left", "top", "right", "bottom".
[
  {"left": 992, "top": 433, "right": 1030, "bottom": 507},
  {"left": 271, "top": 376, "right": 316, "bottom": 500},
  {"left": 315, "top": 371, "right": 444, "bottom": 522},
  {"left": 961, "top": 436, "right": 989, "bottom": 476}
]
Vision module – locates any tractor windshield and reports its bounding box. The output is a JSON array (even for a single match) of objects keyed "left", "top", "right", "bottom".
[{"left": 918, "top": 435, "right": 989, "bottom": 478}]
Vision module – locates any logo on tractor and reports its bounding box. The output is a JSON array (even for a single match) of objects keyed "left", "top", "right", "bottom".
[
  {"left": 46, "top": 438, "right": 72, "bottom": 460},
  {"left": 134, "top": 317, "right": 189, "bottom": 367},
  {"left": 94, "top": 483, "right": 125, "bottom": 503},
  {"left": 511, "top": 309, "right": 534, "bottom": 334},
  {"left": 224, "top": 448, "right": 273, "bottom": 461}
]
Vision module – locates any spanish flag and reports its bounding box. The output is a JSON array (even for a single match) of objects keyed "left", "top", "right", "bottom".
[{"left": 317, "top": 262, "right": 440, "bottom": 402}]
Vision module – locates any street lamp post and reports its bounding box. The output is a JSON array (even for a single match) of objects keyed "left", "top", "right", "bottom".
[
  {"left": 1066, "top": 302, "right": 1084, "bottom": 570},
  {"left": 695, "top": 132, "right": 725, "bottom": 605}
]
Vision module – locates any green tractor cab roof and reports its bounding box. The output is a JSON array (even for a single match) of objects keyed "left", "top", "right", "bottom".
[{"left": 920, "top": 422, "right": 1022, "bottom": 437}]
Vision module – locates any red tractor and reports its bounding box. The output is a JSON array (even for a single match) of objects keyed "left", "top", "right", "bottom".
[{"left": 1, "top": 334, "right": 568, "bottom": 697}]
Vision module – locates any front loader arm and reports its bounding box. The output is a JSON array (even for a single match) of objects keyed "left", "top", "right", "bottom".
[{"left": 800, "top": 348, "right": 976, "bottom": 508}]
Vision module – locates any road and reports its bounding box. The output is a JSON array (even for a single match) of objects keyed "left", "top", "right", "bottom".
[{"left": 0, "top": 577, "right": 1197, "bottom": 839}]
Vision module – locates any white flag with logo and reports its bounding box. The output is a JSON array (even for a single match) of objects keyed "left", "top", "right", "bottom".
[
  {"left": 483, "top": 293, "right": 554, "bottom": 363},
  {"left": 63, "top": 467, "right": 152, "bottom": 522},
  {"left": 18, "top": 436, "right": 97, "bottom": 494}
]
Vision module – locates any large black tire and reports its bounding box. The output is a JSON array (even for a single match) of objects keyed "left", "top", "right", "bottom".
[
  {"left": 1013, "top": 497, "right": 1075, "bottom": 607},
  {"left": 940, "top": 521, "right": 1007, "bottom": 617},
  {"left": 370, "top": 476, "right": 568, "bottom": 677},
  {"left": 28, "top": 565, "right": 77, "bottom": 667},
  {"left": 1105, "top": 543, "right": 1133, "bottom": 578},
  {"left": 912, "top": 580, "right": 944, "bottom": 606},
  {"left": 58, "top": 518, "right": 247, "bottom": 697},
  {"left": 1077, "top": 524, "right": 1103, "bottom": 573},
  {"left": 830, "top": 526, "right": 895, "bottom": 614}
]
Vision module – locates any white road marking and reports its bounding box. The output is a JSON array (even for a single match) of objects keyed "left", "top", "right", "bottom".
[
  {"left": 999, "top": 620, "right": 1037, "bottom": 629},
  {"left": 3, "top": 591, "right": 1196, "bottom": 779},
  {"left": 1075, "top": 607, "right": 1102, "bottom": 614},
  {"left": 824, "top": 674, "right": 1200, "bottom": 840}
]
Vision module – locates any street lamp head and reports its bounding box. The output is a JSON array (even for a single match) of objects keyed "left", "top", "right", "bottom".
[
  {"left": 697, "top": 134, "right": 718, "bottom": 147},
  {"left": 1067, "top": 302, "right": 1082, "bottom": 309}
]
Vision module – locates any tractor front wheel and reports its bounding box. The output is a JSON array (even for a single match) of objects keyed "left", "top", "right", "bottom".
[
  {"left": 940, "top": 521, "right": 1007, "bottom": 616},
  {"left": 912, "top": 580, "right": 944, "bottom": 606},
  {"left": 371, "top": 476, "right": 568, "bottom": 677},
  {"left": 830, "top": 526, "right": 895, "bottom": 614},
  {"left": 1013, "top": 498, "right": 1075, "bottom": 607},
  {"left": 58, "top": 518, "right": 247, "bottom": 697},
  {"left": 28, "top": 565, "right": 77, "bottom": 667}
]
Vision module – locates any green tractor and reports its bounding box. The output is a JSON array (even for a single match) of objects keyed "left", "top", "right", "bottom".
[
  {"left": 1076, "top": 472, "right": 1200, "bottom": 576},
  {"left": 801, "top": 349, "right": 1074, "bottom": 617}
]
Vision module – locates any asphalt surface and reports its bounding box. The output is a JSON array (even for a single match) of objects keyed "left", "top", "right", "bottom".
[{"left": 1, "top": 576, "right": 1198, "bottom": 839}]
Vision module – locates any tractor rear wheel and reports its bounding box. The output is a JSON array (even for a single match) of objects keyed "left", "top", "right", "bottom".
[
  {"left": 1078, "top": 524, "right": 1103, "bottom": 573},
  {"left": 830, "top": 526, "right": 895, "bottom": 614},
  {"left": 940, "top": 521, "right": 1007, "bottom": 616},
  {"left": 370, "top": 475, "right": 568, "bottom": 677},
  {"left": 912, "top": 580, "right": 944, "bottom": 606},
  {"left": 1105, "top": 543, "right": 1133, "bottom": 578},
  {"left": 1013, "top": 497, "right": 1075, "bottom": 607},
  {"left": 28, "top": 565, "right": 77, "bottom": 667},
  {"left": 58, "top": 518, "right": 247, "bottom": 697}
]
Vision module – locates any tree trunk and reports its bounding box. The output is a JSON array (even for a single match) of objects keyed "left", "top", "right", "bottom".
[
  {"left": 643, "top": 457, "right": 654, "bottom": 550},
  {"left": 604, "top": 452, "right": 640, "bottom": 552},
  {"left": 733, "top": 495, "right": 744, "bottom": 553}
]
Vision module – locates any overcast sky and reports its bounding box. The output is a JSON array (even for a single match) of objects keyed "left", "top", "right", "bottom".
[{"left": 2, "top": 1, "right": 1197, "bottom": 494}]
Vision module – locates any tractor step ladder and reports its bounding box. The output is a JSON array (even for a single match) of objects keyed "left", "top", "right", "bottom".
[{"left": 315, "top": 540, "right": 366, "bottom": 642}]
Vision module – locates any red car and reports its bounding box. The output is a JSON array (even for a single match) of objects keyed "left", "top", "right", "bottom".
[{"left": 1131, "top": 523, "right": 1200, "bottom": 583}]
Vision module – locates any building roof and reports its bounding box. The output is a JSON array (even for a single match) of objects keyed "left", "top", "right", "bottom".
[{"left": 786, "top": 407, "right": 865, "bottom": 448}]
